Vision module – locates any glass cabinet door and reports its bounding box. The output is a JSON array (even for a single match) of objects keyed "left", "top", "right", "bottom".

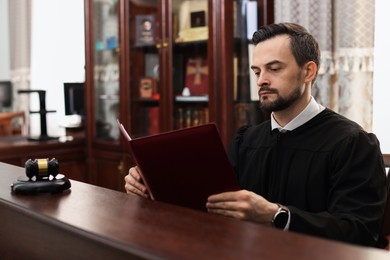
[
  {"left": 127, "top": 0, "right": 210, "bottom": 137},
  {"left": 92, "top": 0, "right": 120, "bottom": 141},
  {"left": 170, "top": 0, "right": 210, "bottom": 130},
  {"left": 128, "top": 1, "right": 159, "bottom": 138},
  {"left": 233, "top": 0, "right": 269, "bottom": 129}
]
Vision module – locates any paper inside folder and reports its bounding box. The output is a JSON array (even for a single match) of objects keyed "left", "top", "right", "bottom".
[{"left": 117, "top": 119, "right": 132, "bottom": 141}]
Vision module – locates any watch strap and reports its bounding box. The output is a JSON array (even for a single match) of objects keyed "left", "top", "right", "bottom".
[{"left": 272, "top": 204, "right": 290, "bottom": 230}]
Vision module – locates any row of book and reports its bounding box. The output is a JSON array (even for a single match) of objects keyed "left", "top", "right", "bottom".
[
  {"left": 175, "top": 107, "right": 209, "bottom": 129},
  {"left": 136, "top": 103, "right": 267, "bottom": 137},
  {"left": 136, "top": 106, "right": 210, "bottom": 136}
]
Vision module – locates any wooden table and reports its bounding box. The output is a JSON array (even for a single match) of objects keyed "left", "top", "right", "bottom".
[{"left": 0, "top": 162, "right": 389, "bottom": 259}]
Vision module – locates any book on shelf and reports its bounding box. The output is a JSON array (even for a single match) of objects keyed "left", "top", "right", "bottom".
[
  {"left": 246, "top": 1, "right": 258, "bottom": 40},
  {"left": 184, "top": 109, "right": 192, "bottom": 128},
  {"left": 236, "top": 53, "right": 251, "bottom": 102},
  {"left": 148, "top": 107, "right": 159, "bottom": 135},
  {"left": 135, "top": 14, "right": 156, "bottom": 47},
  {"left": 234, "top": 102, "right": 270, "bottom": 128},
  {"left": 233, "top": 0, "right": 244, "bottom": 38},
  {"left": 173, "top": 53, "right": 185, "bottom": 95},
  {"left": 233, "top": 55, "right": 238, "bottom": 100},
  {"left": 176, "top": 108, "right": 184, "bottom": 129},
  {"left": 185, "top": 56, "right": 209, "bottom": 96},
  {"left": 235, "top": 103, "right": 250, "bottom": 128},
  {"left": 248, "top": 43, "right": 259, "bottom": 101},
  {"left": 138, "top": 107, "right": 159, "bottom": 136},
  {"left": 236, "top": 44, "right": 260, "bottom": 102}
]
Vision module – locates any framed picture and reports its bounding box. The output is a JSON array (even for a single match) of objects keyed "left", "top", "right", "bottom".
[
  {"left": 190, "top": 11, "right": 206, "bottom": 28},
  {"left": 139, "top": 77, "right": 157, "bottom": 98},
  {"left": 135, "top": 14, "right": 156, "bottom": 46}
]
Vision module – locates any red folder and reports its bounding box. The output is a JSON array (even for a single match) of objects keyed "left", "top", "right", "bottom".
[{"left": 118, "top": 121, "right": 240, "bottom": 211}]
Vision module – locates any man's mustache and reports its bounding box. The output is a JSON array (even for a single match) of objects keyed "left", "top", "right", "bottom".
[{"left": 258, "top": 86, "right": 278, "bottom": 95}]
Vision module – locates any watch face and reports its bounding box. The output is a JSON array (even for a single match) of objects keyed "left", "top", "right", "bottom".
[{"left": 274, "top": 211, "right": 289, "bottom": 229}]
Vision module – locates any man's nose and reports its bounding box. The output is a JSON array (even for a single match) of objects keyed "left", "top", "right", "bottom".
[{"left": 257, "top": 72, "right": 270, "bottom": 87}]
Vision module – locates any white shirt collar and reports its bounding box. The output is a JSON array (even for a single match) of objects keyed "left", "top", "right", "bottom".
[{"left": 271, "top": 97, "right": 325, "bottom": 132}]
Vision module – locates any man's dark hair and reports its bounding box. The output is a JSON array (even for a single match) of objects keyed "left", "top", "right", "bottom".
[{"left": 252, "top": 23, "right": 321, "bottom": 83}]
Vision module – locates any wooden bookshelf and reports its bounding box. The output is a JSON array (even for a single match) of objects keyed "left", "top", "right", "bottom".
[{"left": 84, "top": 0, "right": 274, "bottom": 191}]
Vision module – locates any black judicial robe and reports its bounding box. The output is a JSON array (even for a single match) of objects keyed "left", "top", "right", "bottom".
[{"left": 228, "top": 108, "right": 387, "bottom": 247}]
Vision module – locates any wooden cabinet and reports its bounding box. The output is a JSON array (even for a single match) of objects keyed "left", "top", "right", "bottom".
[
  {"left": 84, "top": 0, "right": 274, "bottom": 191},
  {"left": 0, "top": 137, "right": 87, "bottom": 182}
]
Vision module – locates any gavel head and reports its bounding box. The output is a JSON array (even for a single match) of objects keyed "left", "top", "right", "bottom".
[{"left": 25, "top": 158, "right": 59, "bottom": 180}]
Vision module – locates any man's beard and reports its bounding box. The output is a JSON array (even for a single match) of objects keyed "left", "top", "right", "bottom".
[{"left": 258, "top": 85, "right": 302, "bottom": 113}]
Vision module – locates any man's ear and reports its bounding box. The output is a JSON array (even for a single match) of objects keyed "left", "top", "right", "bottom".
[{"left": 304, "top": 61, "right": 317, "bottom": 83}]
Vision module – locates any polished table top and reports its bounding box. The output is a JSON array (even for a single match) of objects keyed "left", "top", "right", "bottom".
[{"left": 0, "top": 162, "right": 389, "bottom": 259}]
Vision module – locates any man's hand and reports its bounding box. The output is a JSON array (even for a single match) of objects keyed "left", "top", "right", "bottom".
[
  {"left": 124, "top": 166, "right": 150, "bottom": 198},
  {"left": 206, "top": 190, "right": 279, "bottom": 224}
]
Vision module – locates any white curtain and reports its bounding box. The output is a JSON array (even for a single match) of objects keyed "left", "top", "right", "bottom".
[
  {"left": 8, "top": 0, "right": 32, "bottom": 129},
  {"left": 274, "top": 0, "right": 375, "bottom": 131}
]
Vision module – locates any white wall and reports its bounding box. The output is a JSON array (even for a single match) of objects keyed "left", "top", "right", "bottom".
[{"left": 373, "top": 0, "right": 390, "bottom": 154}]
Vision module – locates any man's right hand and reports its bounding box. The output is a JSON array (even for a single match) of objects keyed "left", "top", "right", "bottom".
[{"left": 124, "top": 166, "right": 150, "bottom": 198}]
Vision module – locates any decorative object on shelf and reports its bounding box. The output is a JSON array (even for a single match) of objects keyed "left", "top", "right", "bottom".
[
  {"left": 182, "top": 87, "right": 190, "bottom": 97},
  {"left": 190, "top": 11, "right": 206, "bottom": 28},
  {"left": 145, "top": 53, "right": 159, "bottom": 78},
  {"left": 176, "top": 27, "right": 208, "bottom": 42},
  {"left": 95, "top": 40, "right": 104, "bottom": 51},
  {"left": 185, "top": 57, "right": 208, "bottom": 96},
  {"left": 135, "top": 14, "right": 156, "bottom": 46},
  {"left": 106, "top": 36, "right": 118, "bottom": 49},
  {"left": 176, "top": 0, "right": 208, "bottom": 42},
  {"left": 139, "top": 77, "right": 156, "bottom": 98}
]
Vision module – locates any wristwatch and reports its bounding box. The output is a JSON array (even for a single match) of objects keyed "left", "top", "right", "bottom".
[{"left": 272, "top": 204, "right": 290, "bottom": 230}]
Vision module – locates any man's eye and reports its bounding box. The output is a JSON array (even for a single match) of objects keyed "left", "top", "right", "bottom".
[{"left": 270, "top": 67, "right": 281, "bottom": 72}]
